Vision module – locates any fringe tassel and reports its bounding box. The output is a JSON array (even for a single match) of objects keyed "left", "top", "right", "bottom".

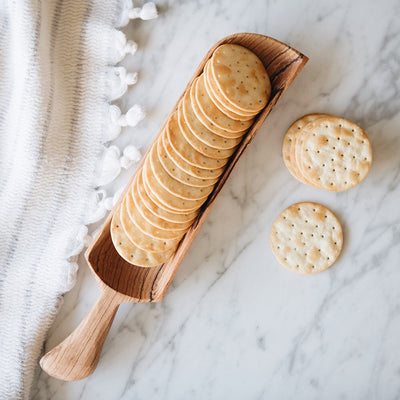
[
  {"left": 104, "top": 104, "right": 145, "bottom": 142},
  {"left": 67, "top": 1, "right": 157, "bottom": 255},
  {"left": 119, "top": 1, "right": 158, "bottom": 27}
]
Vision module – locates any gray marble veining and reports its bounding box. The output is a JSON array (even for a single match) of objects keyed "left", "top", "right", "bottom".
[{"left": 33, "top": 0, "right": 400, "bottom": 398}]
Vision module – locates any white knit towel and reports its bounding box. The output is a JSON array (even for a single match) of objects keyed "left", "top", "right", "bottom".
[{"left": 0, "top": 1, "right": 156, "bottom": 398}]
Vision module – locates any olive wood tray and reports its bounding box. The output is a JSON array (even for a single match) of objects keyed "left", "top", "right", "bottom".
[{"left": 40, "top": 33, "right": 308, "bottom": 381}]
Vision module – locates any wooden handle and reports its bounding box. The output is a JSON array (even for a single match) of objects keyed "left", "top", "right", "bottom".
[{"left": 40, "top": 287, "right": 123, "bottom": 381}]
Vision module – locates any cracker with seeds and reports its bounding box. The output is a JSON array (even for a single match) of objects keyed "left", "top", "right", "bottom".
[{"left": 270, "top": 202, "right": 343, "bottom": 274}]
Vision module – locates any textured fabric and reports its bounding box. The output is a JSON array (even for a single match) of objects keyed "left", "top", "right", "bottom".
[{"left": 0, "top": 0, "right": 129, "bottom": 398}]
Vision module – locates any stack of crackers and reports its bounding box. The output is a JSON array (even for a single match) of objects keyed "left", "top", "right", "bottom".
[
  {"left": 282, "top": 114, "right": 372, "bottom": 191},
  {"left": 111, "top": 44, "right": 271, "bottom": 267},
  {"left": 270, "top": 114, "right": 372, "bottom": 274}
]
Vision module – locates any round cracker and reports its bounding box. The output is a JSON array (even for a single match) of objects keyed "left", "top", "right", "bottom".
[
  {"left": 194, "top": 74, "right": 254, "bottom": 132},
  {"left": 149, "top": 140, "right": 213, "bottom": 201},
  {"left": 203, "top": 60, "right": 255, "bottom": 120},
  {"left": 189, "top": 81, "right": 245, "bottom": 139},
  {"left": 177, "top": 99, "right": 237, "bottom": 159},
  {"left": 182, "top": 87, "right": 243, "bottom": 150},
  {"left": 270, "top": 202, "right": 343, "bottom": 274},
  {"left": 282, "top": 114, "right": 331, "bottom": 181},
  {"left": 143, "top": 154, "right": 205, "bottom": 213},
  {"left": 135, "top": 170, "right": 197, "bottom": 226},
  {"left": 166, "top": 112, "right": 230, "bottom": 170},
  {"left": 207, "top": 65, "right": 257, "bottom": 116},
  {"left": 162, "top": 132, "right": 225, "bottom": 180},
  {"left": 120, "top": 198, "right": 182, "bottom": 252},
  {"left": 126, "top": 189, "right": 185, "bottom": 240},
  {"left": 209, "top": 44, "right": 271, "bottom": 113},
  {"left": 290, "top": 125, "right": 323, "bottom": 187},
  {"left": 158, "top": 133, "right": 218, "bottom": 188},
  {"left": 111, "top": 208, "right": 175, "bottom": 267},
  {"left": 299, "top": 117, "right": 372, "bottom": 191}
]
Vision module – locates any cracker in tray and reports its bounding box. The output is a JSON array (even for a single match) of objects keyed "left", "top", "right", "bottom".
[
  {"left": 203, "top": 61, "right": 254, "bottom": 121},
  {"left": 157, "top": 136, "right": 218, "bottom": 187},
  {"left": 135, "top": 171, "right": 198, "bottom": 226},
  {"left": 112, "top": 43, "right": 271, "bottom": 267},
  {"left": 143, "top": 157, "right": 206, "bottom": 213},
  {"left": 149, "top": 141, "right": 214, "bottom": 201},
  {"left": 177, "top": 99, "right": 237, "bottom": 159},
  {"left": 166, "top": 112, "right": 230, "bottom": 169},
  {"left": 125, "top": 189, "right": 185, "bottom": 240},
  {"left": 209, "top": 44, "right": 271, "bottom": 113},
  {"left": 194, "top": 75, "right": 254, "bottom": 132},
  {"left": 182, "top": 88, "right": 243, "bottom": 150},
  {"left": 111, "top": 206, "right": 177, "bottom": 268}
]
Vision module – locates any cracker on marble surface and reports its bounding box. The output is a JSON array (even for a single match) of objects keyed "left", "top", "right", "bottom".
[
  {"left": 299, "top": 117, "right": 372, "bottom": 191},
  {"left": 270, "top": 202, "right": 343, "bottom": 274},
  {"left": 282, "top": 113, "right": 331, "bottom": 181}
]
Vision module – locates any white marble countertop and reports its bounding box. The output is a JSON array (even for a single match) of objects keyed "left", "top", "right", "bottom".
[{"left": 34, "top": 0, "right": 400, "bottom": 398}]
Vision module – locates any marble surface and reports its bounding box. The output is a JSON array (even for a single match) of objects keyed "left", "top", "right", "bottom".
[{"left": 33, "top": 0, "right": 400, "bottom": 398}]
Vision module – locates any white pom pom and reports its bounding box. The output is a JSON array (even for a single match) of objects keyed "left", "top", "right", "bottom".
[
  {"left": 103, "top": 197, "right": 114, "bottom": 211},
  {"left": 109, "top": 67, "right": 138, "bottom": 100},
  {"left": 125, "top": 71, "right": 138, "bottom": 85},
  {"left": 119, "top": 1, "right": 158, "bottom": 26},
  {"left": 113, "top": 187, "right": 125, "bottom": 205},
  {"left": 118, "top": 104, "right": 145, "bottom": 127},
  {"left": 95, "top": 146, "right": 122, "bottom": 186},
  {"left": 111, "top": 30, "right": 138, "bottom": 63},
  {"left": 84, "top": 190, "right": 108, "bottom": 224},
  {"left": 125, "top": 40, "right": 138, "bottom": 55},
  {"left": 120, "top": 145, "right": 141, "bottom": 169},
  {"left": 139, "top": 2, "right": 158, "bottom": 20},
  {"left": 66, "top": 224, "right": 91, "bottom": 257}
]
